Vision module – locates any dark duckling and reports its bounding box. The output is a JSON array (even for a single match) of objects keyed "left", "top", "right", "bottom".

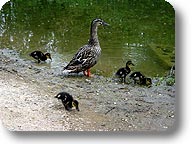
[
  {"left": 129, "top": 72, "right": 145, "bottom": 84},
  {"left": 55, "top": 92, "right": 80, "bottom": 111},
  {"left": 130, "top": 71, "right": 152, "bottom": 87},
  {"left": 115, "top": 60, "right": 134, "bottom": 83},
  {"left": 63, "top": 18, "right": 109, "bottom": 77},
  {"left": 140, "top": 77, "right": 152, "bottom": 87},
  {"left": 29, "top": 51, "right": 52, "bottom": 63}
]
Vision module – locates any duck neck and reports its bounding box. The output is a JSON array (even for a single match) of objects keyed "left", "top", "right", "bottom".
[
  {"left": 88, "top": 23, "right": 99, "bottom": 45},
  {"left": 126, "top": 65, "right": 130, "bottom": 70}
]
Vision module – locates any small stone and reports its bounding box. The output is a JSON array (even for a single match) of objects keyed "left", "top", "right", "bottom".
[{"left": 85, "top": 79, "right": 91, "bottom": 84}]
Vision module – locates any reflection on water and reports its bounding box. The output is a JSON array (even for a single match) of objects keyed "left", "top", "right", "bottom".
[{"left": 0, "top": 0, "right": 175, "bottom": 77}]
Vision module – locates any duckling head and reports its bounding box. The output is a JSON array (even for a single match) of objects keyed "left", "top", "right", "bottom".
[
  {"left": 55, "top": 94, "right": 61, "bottom": 100},
  {"left": 146, "top": 78, "right": 152, "bottom": 86},
  {"left": 45, "top": 53, "right": 52, "bottom": 61},
  {"left": 126, "top": 60, "right": 134, "bottom": 67},
  {"left": 73, "top": 100, "right": 80, "bottom": 111}
]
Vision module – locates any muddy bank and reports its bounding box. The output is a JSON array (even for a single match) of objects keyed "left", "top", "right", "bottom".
[{"left": 0, "top": 48, "right": 175, "bottom": 131}]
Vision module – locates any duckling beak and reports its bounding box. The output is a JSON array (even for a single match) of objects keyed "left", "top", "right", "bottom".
[{"left": 76, "top": 107, "right": 80, "bottom": 111}]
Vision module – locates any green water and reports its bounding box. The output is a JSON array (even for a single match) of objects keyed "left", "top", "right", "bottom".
[{"left": 0, "top": 0, "right": 175, "bottom": 77}]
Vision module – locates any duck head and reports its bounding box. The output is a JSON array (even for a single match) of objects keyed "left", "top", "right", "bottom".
[
  {"left": 126, "top": 60, "right": 134, "bottom": 67},
  {"left": 91, "top": 18, "right": 109, "bottom": 27},
  {"left": 72, "top": 100, "right": 80, "bottom": 111},
  {"left": 45, "top": 53, "right": 52, "bottom": 61},
  {"left": 146, "top": 78, "right": 152, "bottom": 86}
]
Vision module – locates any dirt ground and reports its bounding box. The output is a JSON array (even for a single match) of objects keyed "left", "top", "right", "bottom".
[{"left": 0, "top": 48, "right": 175, "bottom": 131}]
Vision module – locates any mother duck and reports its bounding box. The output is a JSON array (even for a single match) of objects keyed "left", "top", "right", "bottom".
[{"left": 63, "top": 18, "right": 109, "bottom": 77}]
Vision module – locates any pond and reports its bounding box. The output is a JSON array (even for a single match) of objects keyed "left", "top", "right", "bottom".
[{"left": 0, "top": 0, "right": 175, "bottom": 77}]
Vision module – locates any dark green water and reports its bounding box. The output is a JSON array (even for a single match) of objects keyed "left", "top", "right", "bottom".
[{"left": 0, "top": 0, "right": 175, "bottom": 77}]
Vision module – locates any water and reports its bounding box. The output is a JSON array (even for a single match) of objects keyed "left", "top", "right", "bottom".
[{"left": 0, "top": 0, "right": 175, "bottom": 77}]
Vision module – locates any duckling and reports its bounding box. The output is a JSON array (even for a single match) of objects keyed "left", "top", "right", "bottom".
[
  {"left": 63, "top": 18, "right": 109, "bottom": 77},
  {"left": 55, "top": 92, "right": 80, "bottom": 111},
  {"left": 129, "top": 71, "right": 145, "bottom": 84},
  {"left": 29, "top": 51, "right": 52, "bottom": 63},
  {"left": 115, "top": 60, "right": 134, "bottom": 83},
  {"left": 140, "top": 77, "right": 152, "bottom": 87},
  {"left": 130, "top": 71, "right": 152, "bottom": 87}
]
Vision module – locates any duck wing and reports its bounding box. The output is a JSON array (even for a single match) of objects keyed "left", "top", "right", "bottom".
[
  {"left": 116, "top": 67, "right": 127, "bottom": 77},
  {"left": 30, "top": 51, "right": 44, "bottom": 59},
  {"left": 64, "top": 44, "right": 99, "bottom": 72}
]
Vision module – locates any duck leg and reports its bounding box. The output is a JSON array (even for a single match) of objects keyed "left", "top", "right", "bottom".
[
  {"left": 83, "top": 69, "right": 91, "bottom": 77},
  {"left": 87, "top": 69, "right": 91, "bottom": 77}
]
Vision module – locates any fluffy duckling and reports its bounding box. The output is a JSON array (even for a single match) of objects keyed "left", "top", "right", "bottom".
[
  {"left": 55, "top": 92, "right": 80, "bottom": 111},
  {"left": 130, "top": 71, "right": 152, "bottom": 87},
  {"left": 63, "top": 18, "right": 109, "bottom": 77},
  {"left": 129, "top": 71, "right": 145, "bottom": 84},
  {"left": 115, "top": 60, "right": 134, "bottom": 83},
  {"left": 140, "top": 77, "right": 152, "bottom": 87},
  {"left": 29, "top": 51, "right": 52, "bottom": 63}
]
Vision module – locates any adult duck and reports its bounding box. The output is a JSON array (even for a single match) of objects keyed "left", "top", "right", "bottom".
[{"left": 63, "top": 18, "right": 109, "bottom": 77}]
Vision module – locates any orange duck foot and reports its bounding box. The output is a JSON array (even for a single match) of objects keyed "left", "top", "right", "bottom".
[{"left": 83, "top": 69, "right": 91, "bottom": 77}]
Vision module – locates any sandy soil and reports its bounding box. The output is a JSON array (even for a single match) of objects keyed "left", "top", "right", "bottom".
[{"left": 0, "top": 48, "right": 175, "bottom": 131}]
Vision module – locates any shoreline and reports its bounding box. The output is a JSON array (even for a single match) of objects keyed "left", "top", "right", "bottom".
[{"left": 0, "top": 48, "right": 175, "bottom": 131}]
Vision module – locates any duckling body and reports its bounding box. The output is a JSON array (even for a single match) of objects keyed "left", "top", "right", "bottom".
[
  {"left": 116, "top": 60, "right": 134, "bottom": 83},
  {"left": 29, "top": 51, "right": 52, "bottom": 63},
  {"left": 129, "top": 71, "right": 145, "bottom": 84},
  {"left": 63, "top": 18, "right": 109, "bottom": 77},
  {"left": 130, "top": 71, "right": 152, "bottom": 87},
  {"left": 55, "top": 92, "right": 80, "bottom": 111}
]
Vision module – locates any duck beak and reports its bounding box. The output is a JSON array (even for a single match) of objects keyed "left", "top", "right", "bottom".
[
  {"left": 102, "top": 21, "right": 109, "bottom": 26},
  {"left": 72, "top": 103, "right": 80, "bottom": 111}
]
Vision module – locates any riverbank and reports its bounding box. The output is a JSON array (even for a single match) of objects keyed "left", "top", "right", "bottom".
[{"left": 0, "top": 48, "right": 175, "bottom": 131}]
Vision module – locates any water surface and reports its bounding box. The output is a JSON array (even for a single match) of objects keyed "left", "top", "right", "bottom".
[{"left": 0, "top": 0, "right": 175, "bottom": 77}]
